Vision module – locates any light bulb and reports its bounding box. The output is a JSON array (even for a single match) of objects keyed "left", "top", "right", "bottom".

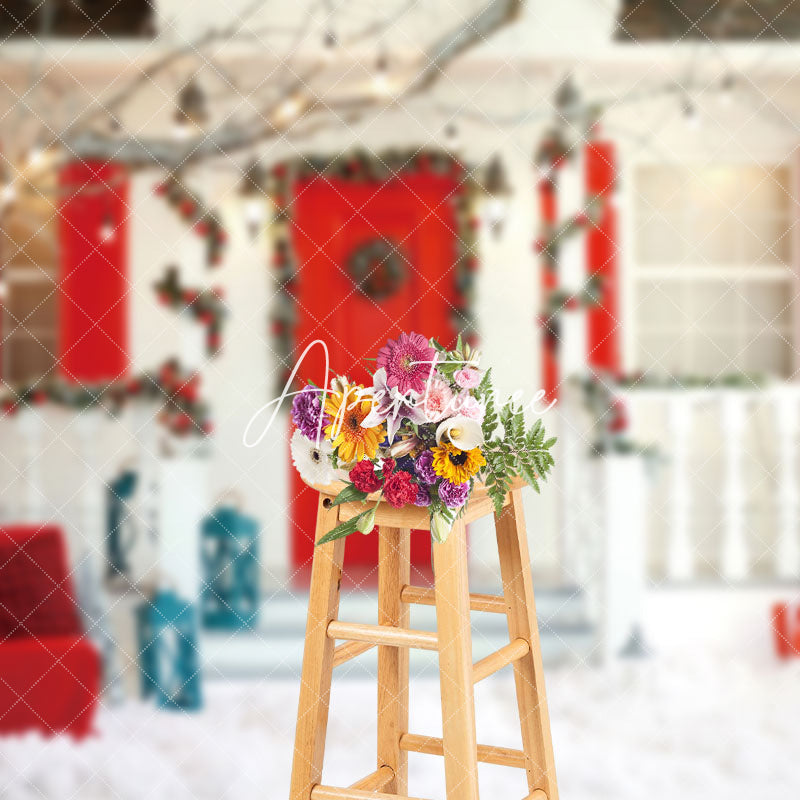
[
  {"left": 0, "top": 184, "right": 17, "bottom": 207},
  {"left": 0, "top": 281, "right": 7, "bottom": 302},
  {"left": 27, "top": 146, "right": 44, "bottom": 167},
  {"left": 276, "top": 96, "right": 301, "bottom": 124}
]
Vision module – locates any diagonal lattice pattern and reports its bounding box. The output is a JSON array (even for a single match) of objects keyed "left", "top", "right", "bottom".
[{"left": 0, "top": 1, "right": 799, "bottom": 799}]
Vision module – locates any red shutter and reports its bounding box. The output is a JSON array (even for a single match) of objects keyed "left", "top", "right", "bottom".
[{"left": 58, "top": 160, "right": 129, "bottom": 383}]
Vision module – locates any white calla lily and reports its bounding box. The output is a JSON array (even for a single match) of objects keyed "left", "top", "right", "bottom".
[{"left": 435, "top": 415, "right": 484, "bottom": 451}]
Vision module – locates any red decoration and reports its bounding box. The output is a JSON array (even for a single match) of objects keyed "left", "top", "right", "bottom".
[
  {"left": 586, "top": 141, "right": 621, "bottom": 372},
  {"left": 153, "top": 266, "right": 226, "bottom": 356},
  {"left": 58, "top": 160, "right": 130, "bottom": 383},
  {"left": 0, "top": 525, "right": 100, "bottom": 737},
  {"left": 155, "top": 175, "right": 227, "bottom": 267},
  {"left": 772, "top": 603, "right": 800, "bottom": 658},
  {"left": 538, "top": 175, "right": 559, "bottom": 404}
]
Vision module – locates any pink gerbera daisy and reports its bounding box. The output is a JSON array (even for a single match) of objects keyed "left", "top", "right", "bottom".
[{"left": 376, "top": 332, "right": 436, "bottom": 395}]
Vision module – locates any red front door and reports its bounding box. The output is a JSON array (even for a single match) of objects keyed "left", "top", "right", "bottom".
[{"left": 289, "top": 171, "right": 462, "bottom": 583}]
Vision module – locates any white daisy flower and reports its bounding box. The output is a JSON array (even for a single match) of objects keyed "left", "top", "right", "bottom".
[{"left": 290, "top": 429, "right": 335, "bottom": 485}]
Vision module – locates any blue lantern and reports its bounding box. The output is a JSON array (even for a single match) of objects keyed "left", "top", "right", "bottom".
[
  {"left": 105, "top": 470, "right": 138, "bottom": 581},
  {"left": 136, "top": 589, "right": 203, "bottom": 711},
  {"left": 200, "top": 505, "right": 260, "bottom": 630}
]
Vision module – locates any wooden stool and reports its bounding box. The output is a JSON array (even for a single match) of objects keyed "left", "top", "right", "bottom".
[{"left": 289, "top": 479, "right": 559, "bottom": 800}]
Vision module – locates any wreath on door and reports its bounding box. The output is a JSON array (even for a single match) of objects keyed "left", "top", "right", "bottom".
[{"left": 346, "top": 238, "right": 407, "bottom": 301}]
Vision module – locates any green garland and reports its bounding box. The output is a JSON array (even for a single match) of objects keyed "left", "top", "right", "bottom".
[
  {"left": 153, "top": 266, "right": 227, "bottom": 356},
  {"left": 154, "top": 175, "right": 228, "bottom": 267},
  {"left": 0, "top": 359, "right": 212, "bottom": 438}
]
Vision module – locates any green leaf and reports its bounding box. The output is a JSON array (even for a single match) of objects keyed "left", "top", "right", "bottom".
[{"left": 329, "top": 484, "right": 369, "bottom": 507}]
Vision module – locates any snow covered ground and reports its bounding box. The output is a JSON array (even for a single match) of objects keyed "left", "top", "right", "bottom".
[{"left": 1, "top": 589, "right": 799, "bottom": 800}]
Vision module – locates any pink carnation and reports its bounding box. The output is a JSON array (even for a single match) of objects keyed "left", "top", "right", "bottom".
[
  {"left": 420, "top": 377, "right": 455, "bottom": 422},
  {"left": 454, "top": 368, "right": 481, "bottom": 389},
  {"left": 455, "top": 392, "right": 485, "bottom": 423}
]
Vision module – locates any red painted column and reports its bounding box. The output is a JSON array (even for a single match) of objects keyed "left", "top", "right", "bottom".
[
  {"left": 538, "top": 174, "right": 559, "bottom": 403},
  {"left": 58, "top": 161, "right": 129, "bottom": 382},
  {"left": 585, "top": 141, "right": 621, "bottom": 373}
]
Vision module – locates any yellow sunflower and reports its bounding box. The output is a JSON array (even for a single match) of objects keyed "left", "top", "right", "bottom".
[
  {"left": 431, "top": 442, "right": 486, "bottom": 484},
  {"left": 324, "top": 386, "right": 384, "bottom": 463}
]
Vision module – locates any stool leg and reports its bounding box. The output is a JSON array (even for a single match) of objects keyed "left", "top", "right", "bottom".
[
  {"left": 495, "top": 490, "right": 559, "bottom": 800},
  {"left": 289, "top": 498, "right": 346, "bottom": 800},
  {"left": 433, "top": 518, "right": 480, "bottom": 800},
  {"left": 377, "top": 526, "right": 411, "bottom": 794}
]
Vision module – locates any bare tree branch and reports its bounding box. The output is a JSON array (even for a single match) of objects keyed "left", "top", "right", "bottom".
[{"left": 66, "top": 0, "right": 523, "bottom": 167}]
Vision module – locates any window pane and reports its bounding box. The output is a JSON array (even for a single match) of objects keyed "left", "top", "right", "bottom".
[{"left": 2, "top": 333, "right": 56, "bottom": 385}]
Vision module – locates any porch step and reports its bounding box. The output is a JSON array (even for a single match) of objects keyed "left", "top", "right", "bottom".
[{"left": 201, "top": 585, "right": 594, "bottom": 679}]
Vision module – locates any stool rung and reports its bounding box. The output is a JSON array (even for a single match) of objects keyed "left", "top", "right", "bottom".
[
  {"left": 311, "top": 786, "right": 430, "bottom": 800},
  {"left": 348, "top": 765, "right": 394, "bottom": 791},
  {"left": 400, "top": 585, "right": 507, "bottom": 614},
  {"left": 524, "top": 791, "right": 548, "bottom": 800},
  {"left": 472, "top": 637, "right": 530, "bottom": 683},
  {"left": 332, "top": 640, "right": 375, "bottom": 667},
  {"left": 327, "top": 621, "right": 438, "bottom": 651},
  {"left": 399, "top": 733, "right": 527, "bottom": 769}
]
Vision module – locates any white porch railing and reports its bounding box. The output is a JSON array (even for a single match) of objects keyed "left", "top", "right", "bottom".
[{"left": 616, "top": 383, "right": 800, "bottom": 583}]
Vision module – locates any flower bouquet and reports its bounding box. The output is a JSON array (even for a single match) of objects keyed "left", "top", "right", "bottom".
[{"left": 290, "top": 333, "right": 556, "bottom": 544}]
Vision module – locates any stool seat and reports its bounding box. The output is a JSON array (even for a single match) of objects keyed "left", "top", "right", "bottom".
[
  {"left": 304, "top": 476, "right": 527, "bottom": 530},
  {"left": 289, "top": 482, "right": 559, "bottom": 800}
]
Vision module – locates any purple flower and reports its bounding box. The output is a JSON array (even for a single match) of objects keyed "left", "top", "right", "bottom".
[
  {"left": 414, "top": 450, "right": 437, "bottom": 485},
  {"left": 291, "top": 386, "right": 329, "bottom": 441},
  {"left": 438, "top": 479, "right": 470, "bottom": 509},
  {"left": 413, "top": 484, "right": 432, "bottom": 507}
]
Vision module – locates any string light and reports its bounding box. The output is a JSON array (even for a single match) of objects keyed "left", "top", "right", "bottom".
[
  {"left": 275, "top": 95, "right": 302, "bottom": 125},
  {"left": 0, "top": 184, "right": 17, "bottom": 208},
  {"left": 27, "top": 145, "right": 44, "bottom": 167}
]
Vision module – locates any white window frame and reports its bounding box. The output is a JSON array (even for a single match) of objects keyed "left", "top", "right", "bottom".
[{"left": 620, "top": 157, "right": 800, "bottom": 378}]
